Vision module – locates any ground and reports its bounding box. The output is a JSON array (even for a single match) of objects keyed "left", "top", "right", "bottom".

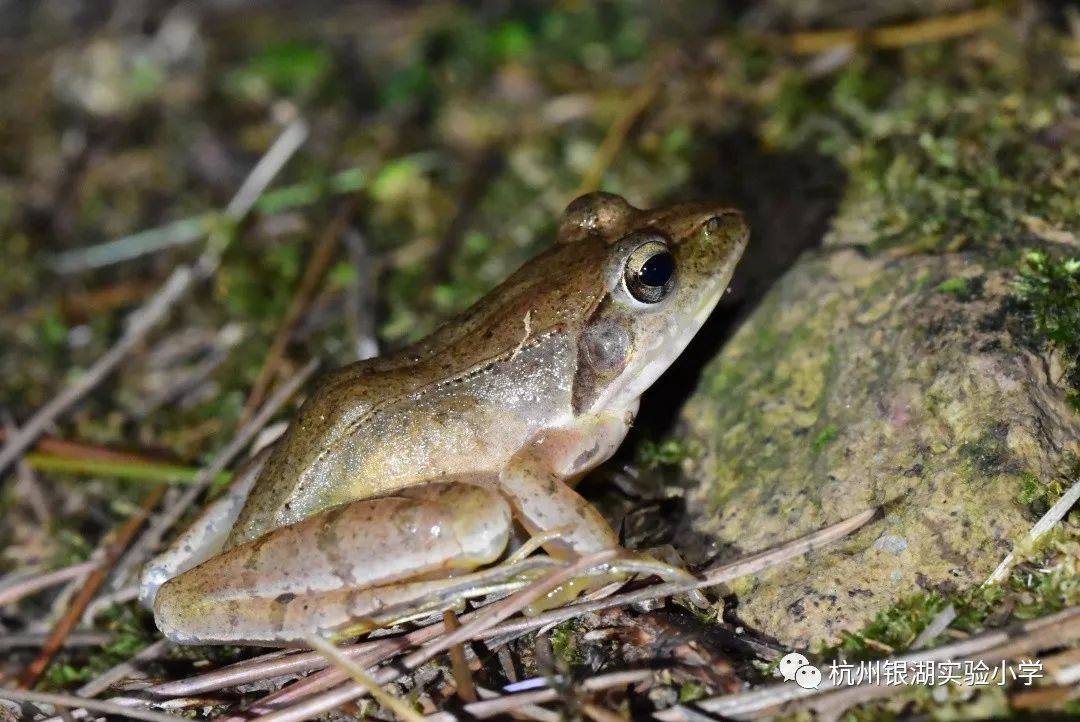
[{"left": 0, "top": 1, "right": 1078, "bottom": 719}]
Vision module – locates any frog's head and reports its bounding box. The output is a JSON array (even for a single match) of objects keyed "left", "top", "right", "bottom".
[{"left": 559, "top": 192, "right": 749, "bottom": 413}]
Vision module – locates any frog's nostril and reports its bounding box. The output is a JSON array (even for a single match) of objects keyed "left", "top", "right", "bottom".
[{"left": 703, "top": 209, "right": 746, "bottom": 236}]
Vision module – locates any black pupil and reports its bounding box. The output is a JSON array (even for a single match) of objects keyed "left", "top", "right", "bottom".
[{"left": 639, "top": 252, "right": 674, "bottom": 287}]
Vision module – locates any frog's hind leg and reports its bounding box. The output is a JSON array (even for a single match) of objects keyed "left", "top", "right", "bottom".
[
  {"left": 139, "top": 446, "right": 272, "bottom": 609},
  {"left": 153, "top": 483, "right": 513, "bottom": 645}
]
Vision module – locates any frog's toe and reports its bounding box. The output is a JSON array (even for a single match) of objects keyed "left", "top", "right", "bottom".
[
  {"left": 523, "top": 549, "right": 699, "bottom": 615},
  {"left": 607, "top": 551, "right": 698, "bottom": 585}
]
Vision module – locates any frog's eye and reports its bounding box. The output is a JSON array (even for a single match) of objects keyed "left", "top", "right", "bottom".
[{"left": 624, "top": 239, "right": 675, "bottom": 304}]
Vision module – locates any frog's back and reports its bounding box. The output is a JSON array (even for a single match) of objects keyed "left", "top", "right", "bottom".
[{"left": 225, "top": 239, "right": 608, "bottom": 547}]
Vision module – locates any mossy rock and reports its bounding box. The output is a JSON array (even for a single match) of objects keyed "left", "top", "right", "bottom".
[{"left": 678, "top": 247, "right": 1080, "bottom": 648}]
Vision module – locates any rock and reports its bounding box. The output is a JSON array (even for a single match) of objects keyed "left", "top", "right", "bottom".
[{"left": 678, "top": 247, "right": 1080, "bottom": 648}]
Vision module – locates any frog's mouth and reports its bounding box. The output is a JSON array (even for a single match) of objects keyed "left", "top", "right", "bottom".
[
  {"left": 587, "top": 219, "right": 748, "bottom": 414},
  {"left": 689, "top": 242, "right": 746, "bottom": 327},
  {"left": 593, "top": 295, "right": 729, "bottom": 415},
  {"left": 622, "top": 234, "right": 748, "bottom": 400}
]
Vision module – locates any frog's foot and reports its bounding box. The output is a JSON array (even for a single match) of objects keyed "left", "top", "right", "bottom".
[
  {"left": 524, "top": 548, "right": 699, "bottom": 614},
  {"left": 331, "top": 555, "right": 565, "bottom": 640},
  {"left": 637, "top": 544, "right": 710, "bottom": 608},
  {"left": 337, "top": 538, "right": 693, "bottom": 635},
  {"left": 361, "top": 545, "right": 696, "bottom": 629},
  {"left": 153, "top": 483, "right": 517, "bottom": 645}
]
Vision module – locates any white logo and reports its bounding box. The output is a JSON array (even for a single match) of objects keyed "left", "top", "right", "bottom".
[
  {"left": 778, "top": 652, "right": 809, "bottom": 681},
  {"left": 779, "top": 652, "right": 821, "bottom": 689},
  {"left": 795, "top": 665, "right": 821, "bottom": 689}
]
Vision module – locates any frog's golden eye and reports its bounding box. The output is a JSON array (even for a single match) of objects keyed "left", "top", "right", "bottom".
[{"left": 624, "top": 239, "right": 675, "bottom": 304}]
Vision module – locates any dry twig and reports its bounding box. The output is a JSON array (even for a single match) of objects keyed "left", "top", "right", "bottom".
[
  {"left": 120, "top": 356, "right": 320, "bottom": 581},
  {"left": 0, "top": 688, "right": 182, "bottom": 722},
  {"left": 48, "top": 163, "right": 368, "bottom": 275},
  {"left": 911, "top": 604, "right": 957, "bottom": 650},
  {"left": 240, "top": 200, "right": 356, "bottom": 421},
  {"left": 0, "top": 119, "right": 308, "bottom": 479},
  {"left": 198, "top": 509, "right": 875, "bottom": 721},
  {"left": 910, "top": 476, "right": 1080, "bottom": 652},
  {"left": 342, "top": 228, "right": 380, "bottom": 360},
  {"left": 0, "top": 561, "right": 99, "bottom": 607},
  {"left": 458, "top": 670, "right": 652, "bottom": 720},
  {"left": 442, "top": 609, "right": 478, "bottom": 703},
  {"left": 483, "top": 505, "right": 879, "bottom": 640},
  {"left": 658, "top": 606, "right": 1080, "bottom": 721},
  {"left": 784, "top": 7, "right": 1004, "bottom": 55},
  {"left": 0, "top": 430, "right": 168, "bottom": 465},
  {"left": 305, "top": 635, "right": 426, "bottom": 722},
  {"left": 0, "top": 632, "right": 113, "bottom": 650},
  {"left": 18, "top": 485, "right": 166, "bottom": 688},
  {"left": 77, "top": 639, "right": 172, "bottom": 699},
  {"left": 147, "top": 506, "right": 875, "bottom": 717},
  {"left": 253, "top": 552, "right": 616, "bottom": 722},
  {"left": 573, "top": 63, "right": 664, "bottom": 199},
  {"left": 986, "top": 478, "right": 1080, "bottom": 584}
]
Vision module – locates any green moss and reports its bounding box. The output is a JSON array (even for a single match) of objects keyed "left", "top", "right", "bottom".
[
  {"left": 38, "top": 305, "right": 68, "bottom": 349},
  {"left": 911, "top": 273, "right": 934, "bottom": 292},
  {"left": 326, "top": 260, "right": 358, "bottom": 290},
  {"left": 128, "top": 57, "right": 164, "bottom": 100},
  {"left": 1018, "top": 471, "right": 1042, "bottom": 507},
  {"left": 1008, "top": 565, "right": 1079, "bottom": 621},
  {"left": 223, "top": 41, "right": 332, "bottom": 102},
  {"left": 49, "top": 528, "right": 93, "bottom": 569},
  {"left": 1012, "top": 250, "right": 1080, "bottom": 410},
  {"left": 1017, "top": 471, "right": 1069, "bottom": 517},
  {"left": 842, "top": 707, "right": 900, "bottom": 722},
  {"left": 924, "top": 388, "right": 946, "bottom": 415},
  {"left": 957, "top": 423, "right": 1015, "bottom": 479},
  {"left": 761, "top": 32, "right": 1080, "bottom": 254},
  {"left": 638, "top": 437, "right": 700, "bottom": 469},
  {"left": 936, "top": 277, "right": 968, "bottom": 296},
  {"left": 489, "top": 20, "right": 534, "bottom": 61},
  {"left": 41, "top": 605, "right": 156, "bottom": 691},
  {"left": 706, "top": 367, "right": 746, "bottom": 397},
  {"left": 218, "top": 239, "right": 299, "bottom": 323},
  {"left": 678, "top": 680, "right": 707, "bottom": 703},
  {"left": 827, "top": 592, "right": 950, "bottom": 659},
  {"left": 2, "top": 5, "right": 1074, "bottom": 718},
  {"left": 821, "top": 527, "right": 1079, "bottom": 663},
  {"left": 811, "top": 424, "right": 838, "bottom": 454},
  {"left": 379, "top": 59, "right": 433, "bottom": 111},
  {"left": 548, "top": 619, "right": 585, "bottom": 668},
  {"left": 369, "top": 157, "right": 429, "bottom": 204}
]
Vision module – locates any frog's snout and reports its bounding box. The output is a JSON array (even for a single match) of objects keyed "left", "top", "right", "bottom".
[
  {"left": 693, "top": 207, "right": 749, "bottom": 271},
  {"left": 704, "top": 208, "right": 749, "bottom": 245}
]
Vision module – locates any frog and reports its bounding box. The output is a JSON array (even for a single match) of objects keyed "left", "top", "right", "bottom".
[{"left": 139, "top": 192, "right": 749, "bottom": 645}]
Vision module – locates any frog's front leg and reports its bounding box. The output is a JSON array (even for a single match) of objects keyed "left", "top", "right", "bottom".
[
  {"left": 153, "top": 483, "right": 513, "bottom": 645},
  {"left": 498, "top": 412, "right": 695, "bottom": 607},
  {"left": 498, "top": 411, "right": 634, "bottom": 555}
]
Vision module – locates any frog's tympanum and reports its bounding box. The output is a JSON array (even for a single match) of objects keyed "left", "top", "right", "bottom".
[{"left": 140, "top": 192, "right": 749, "bottom": 644}]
